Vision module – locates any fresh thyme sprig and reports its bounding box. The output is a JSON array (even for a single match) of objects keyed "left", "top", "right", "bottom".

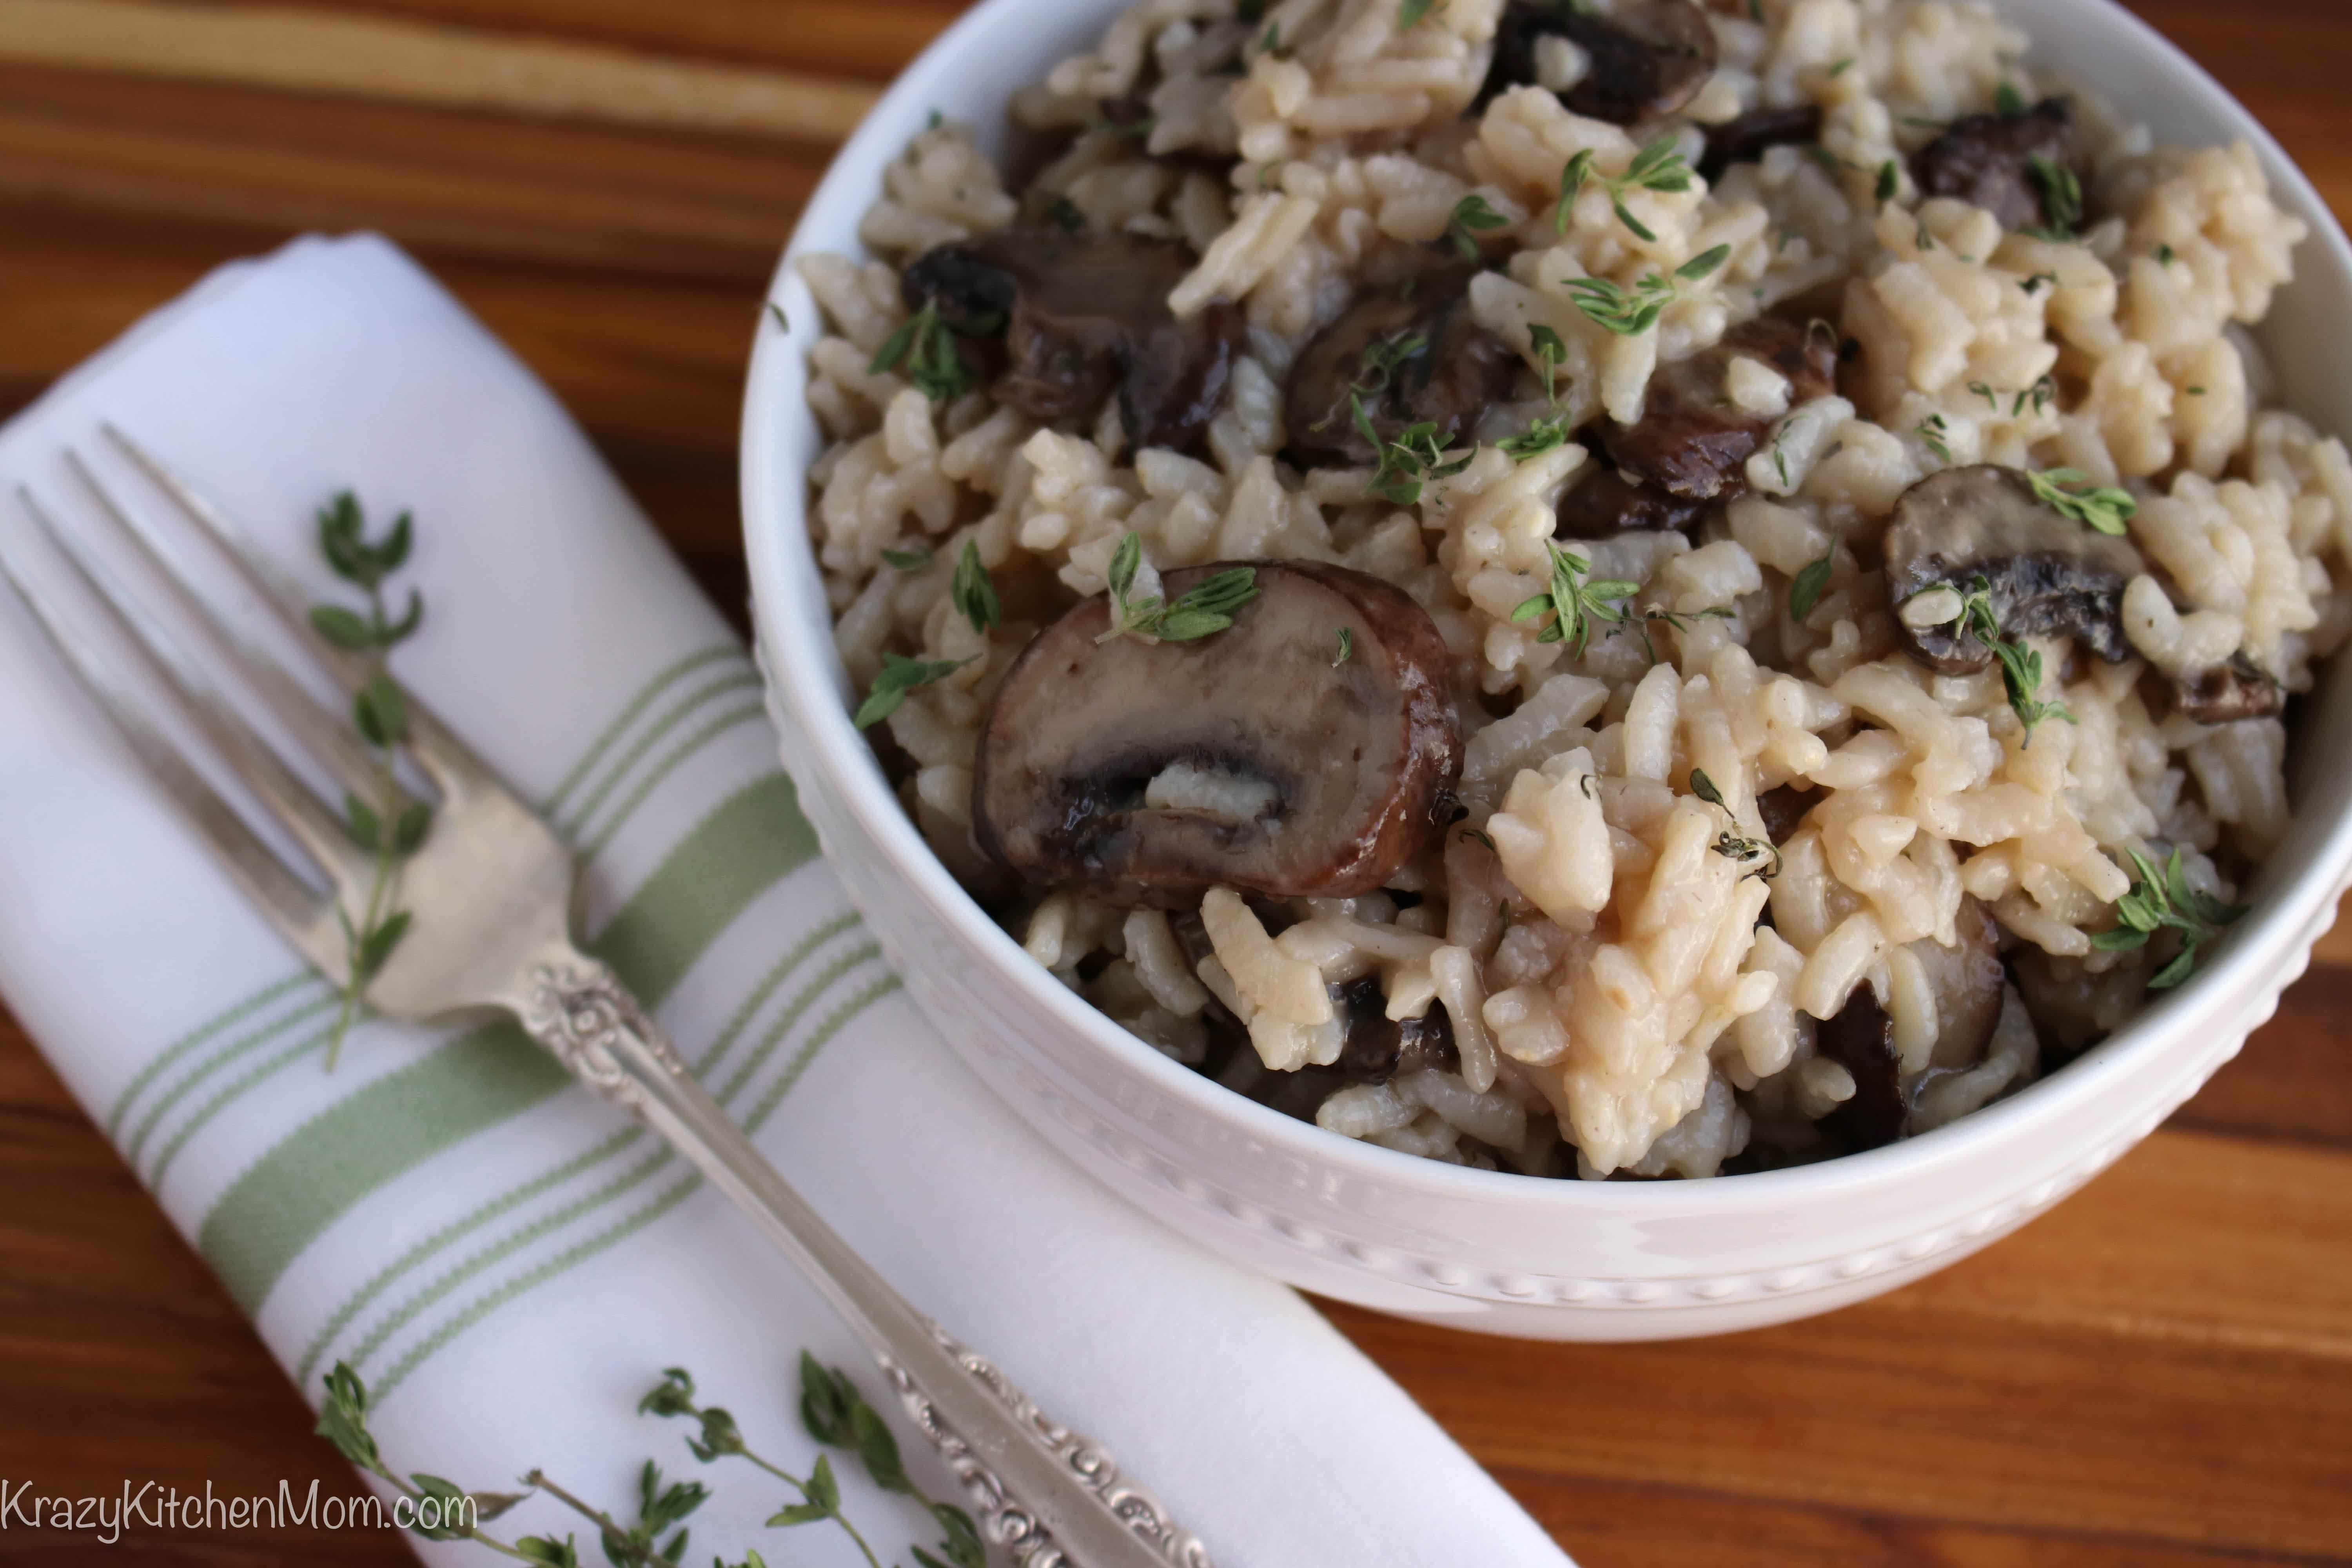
[
  {"left": 1622, "top": 602, "right": 1735, "bottom": 664},
  {"left": 1500, "top": 325, "right": 1573, "bottom": 460},
  {"left": 1563, "top": 246, "right": 1730, "bottom": 337},
  {"left": 1955, "top": 573, "right": 2074, "bottom": 742},
  {"left": 2089, "top": 845, "right": 2250, "bottom": 989},
  {"left": 868, "top": 298, "right": 1004, "bottom": 402},
  {"left": 2027, "top": 466, "right": 2136, "bottom": 535},
  {"left": 1445, "top": 192, "right": 1511, "bottom": 260},
  {"left": 310, "top": 492, "right": 429, "bottom": 1073},
  {"left": 316, "top": 1357, "right": 985, "bottom": 1568},
  {"left": 949, "top": 540, "right": 999, "bottom": 633},
  {"left": 1100, "top": 531, "right": 1261, "bottom": 642},
  {"left": 1556, "top": 135, "right": 1699, "bottom": 242},
  {"left": 1352, "top": 394, "right": 1475, "bottom": 505},
  {"left": 1688, "top": 767, "right": 1782, "bottom": 880},
  {"left": 1914, "top": 412, "right": 1954, "bottom": 465},
  {"left": 855, "top": 653, "right": 974, "bottom": 729},
  {"left": 1511, "top": 542, "right": 1637, "bottom": 655},
  {"left": 2022, "top": 154, "right": 2083, "bottom": 241},
  {"left": 1788, "top": 551, "right": 1834, "bottom": 623},
  {"left": 880, "top": 544, "right": 933, "bottom": 571},
  {"left": 1352, "top": 330, "right": 1427, "bottom": 398}
]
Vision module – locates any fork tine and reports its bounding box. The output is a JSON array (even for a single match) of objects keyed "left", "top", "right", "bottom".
[
  {"left": 20, "top": 485, "right": 377, "bottom": 891},
  {"left": 100, "top": 422, "right": 496, "bottom": 799},
  {"left": 64, "top": 447, "right": 389, "bottom": 803},
  {"left": 0, "top": 532, "right": 337, "bottom": 966}
]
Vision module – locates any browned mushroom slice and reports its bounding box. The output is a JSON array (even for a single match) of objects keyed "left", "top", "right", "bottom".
[
  {"left": 1553, "top": 466, "right": 1711, "bottom": 536},
  {"left": 2171, "top": 655, "right": 2285, "bottom": 724},
  {"left": 1911, "top": 98, "right": 2083, "bottom": 232},
  {"left": 1699, "top": 104, "right": 1825, "bottom": 182},
  {"left": 1332, "top": 974, "right": 1461, "bottom": 1083},
  {"left": 1913, "top": 896, "right": 2007, "bottom": 1072},
  {"left": 903, "top": 227, "right": 1245, "bottom": 454},
  {"left": 1815, "top": 984, "right": 1905, "bottom": 1151},
  {"left": 1757, "top": 783, "right": 1822, "bottom": 844},
  {"left": 1882, "top": 465, "right": 2147, "bottom": 676},
  {"left": 973, "top": 561, "right": 1464, "bottom": 909},
  {"left": 1283, "top": 261, "right": 1517, "bottom": 468},
  {"left": 1601, "top": 316, "right": 1839, "bottom": 501},
  {"left": 1479, "top": 0, "right": 1717, "bottom": 125}
]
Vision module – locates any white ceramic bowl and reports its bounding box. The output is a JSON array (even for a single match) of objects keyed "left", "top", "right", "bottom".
[{"left": 743, "top": 0, "right": 2352, "bottom": 1339}]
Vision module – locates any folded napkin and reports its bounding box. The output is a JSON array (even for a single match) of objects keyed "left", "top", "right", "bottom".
[{"left": 0, "top": 234, "right": 1570, "bottom": 1567}]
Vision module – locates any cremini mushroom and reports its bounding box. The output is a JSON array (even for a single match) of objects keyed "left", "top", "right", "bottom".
[
  {"left": 1882, "top": 465, "right": 2147, "bottom": 675},
  {"left": 1699, "top": 104, "right": 1826, "bottom": 182},
  {"left": 1282, "top": 260, "right": 1517, "bottom": 468},
  {"left": 2171, "top": 655, "right": 2285, "bottom": 724},
  {"left": 1557, "top": 316, "right": 1837, "bottom": 534},
  {"left": 1815, "top": 985, "right": 1906, "bottom": 1151},
  {"left": 1914, "top": 896, "right": 2008, "bottom": 1074},
  {"left": 1911, "top": 98, "right": 2084, "bottom": 232},
  {"left": 903, "top": 227, "right": 1245, "bottom": 453},
  {"left": 1479, "top": 0, "right": 1717, "bottom": 125},
  {"left": 1816, "top": 898, "right": 2007, "bottom": 1151},
  {"left": 1332, "top": 975, "right": 1460, "bottom": 1083},
  {"left": 972, "top": 561, "right": 1463, "bottom": 908}
]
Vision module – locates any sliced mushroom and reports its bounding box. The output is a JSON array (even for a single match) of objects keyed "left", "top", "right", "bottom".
[
  {"left": 1283, "top": 260, "right": 1517, "bottom": 468},
  {"left": 1332, "top": 974, "right": 1460, "bottom": 1083},
  {"left": 1913, "top": 896, "right": 2007, "bottom": 1072},
  {"left": 1757, "top": 784, "right": 1822, "bottom": 844},
  {"left": 2171, "top": 655, "right": 2285, "bottom": 725},
  {"left": 1553, "top": 466, "right": 1710, "bottom": 536},
  {"left": 1882, "top": 465, "right": 2147, "bottom": 676},
  {"left": 903, "top": 227, "right": 1245, "bottom": 453},
  {"left": 1601, "top": 316, "right": 1840, "bottom": 501},
  {"left": 1479, "top": 0, "right": 1717, "bottom": 125},
  {"left": 1699, "top": 104, "right": 1825, "bottom": 182},
  {"left": 1815, "top": 984, "right": 1905, "bottom": 1152},
  {"left": 973, "top": 561, "right": 1464, "bottom": 908},
  {"left": 1911, "top": 98, "right": 2083, "bottom": 232}
]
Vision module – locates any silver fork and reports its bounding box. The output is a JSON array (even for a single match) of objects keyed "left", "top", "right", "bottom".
[{"left": 0, "top": 425, "right": 1208, "bottom": 1568}]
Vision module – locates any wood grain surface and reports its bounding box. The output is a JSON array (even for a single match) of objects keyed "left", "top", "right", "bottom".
[{"left": 0, "top": 2, "right": 2348, "bottom": 1563}]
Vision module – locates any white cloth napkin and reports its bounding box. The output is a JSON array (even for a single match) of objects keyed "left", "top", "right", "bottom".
[{"left": 0, "top": 234, "right": 1571, "bottom": 1568}]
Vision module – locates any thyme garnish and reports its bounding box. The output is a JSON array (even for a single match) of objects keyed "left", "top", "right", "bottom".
[
  {"left": 1510, "top": 543, "right": 1637, "bottom": 655},
  {"left": 1788, "top": 551, "right": 1834, "bottom": 623},
  {"left": 1955, "top": 573, "right": 2074, "bottom": 742},
  {"left": 855, "top": 653, "right": 973, "bottom": 729},
  {"left": 1445, "top": 192, "right": 1511, "bottom": 260},
  {"left": 2089, "top": 845, "right": 2249, "bottom": 989},
  {"left": 2027, "top": 466, "right": 2137, "bottom": 535},
  {"left": 1353, "top": 394, "right": 1474, "bottom": 505},
  {"left": 1555, "top": 135, "right": 1699, "bottom": 241},
  {"left": 2022, "top": 154, "right": 2083, "bottom": 240},
  {"left": 1101, "top": 531, "right": 1260, "bottom": 642},
  {"left": 1563, "top": 245, "right": 1728, "bottom": 336},
  {"left": 1688, "top": 768, "right": 1780, "bottom": 880},
  {"left": 313, "top": 1358, "right": 986, "bottom": 1568},
  {"left": 868, "top": 298, "right": 1004, "bottom": 402},
  {"left": 310, "top": 492, "right": 429, "bottom": 1071},
  {"left": 949, "top": 539, "right": 999, "bottom": 633},
  {"left": 1500, "top": 324, "right": 1573, "bottom": 460}
]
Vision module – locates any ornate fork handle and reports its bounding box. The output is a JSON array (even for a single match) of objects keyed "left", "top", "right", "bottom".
[{"left": 514, "top": 947, "right": 1210, "bottom": 1568}]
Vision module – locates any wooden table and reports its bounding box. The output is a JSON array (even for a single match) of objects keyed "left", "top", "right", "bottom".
[{"left": 1, "top": 2, "right": 2348, "bottom": 1562}]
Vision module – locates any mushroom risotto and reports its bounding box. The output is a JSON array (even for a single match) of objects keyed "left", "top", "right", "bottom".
[{"left": 794, "top": 0, "right": 2352, "bottom": 1178}]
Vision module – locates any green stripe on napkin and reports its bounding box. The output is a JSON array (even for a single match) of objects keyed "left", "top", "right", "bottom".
[{"left": 197, "top": 771, "right": 818, "bottom": 1313}]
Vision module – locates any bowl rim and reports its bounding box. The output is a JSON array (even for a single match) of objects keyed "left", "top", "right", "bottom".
[{"left": 741, "top": 0, "right": 2352, "bottom": 1215}]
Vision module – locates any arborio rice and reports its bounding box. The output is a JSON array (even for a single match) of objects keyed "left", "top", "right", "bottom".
[{"left": 795, "top": 0, "right": 2352, "bottom": 1179}]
